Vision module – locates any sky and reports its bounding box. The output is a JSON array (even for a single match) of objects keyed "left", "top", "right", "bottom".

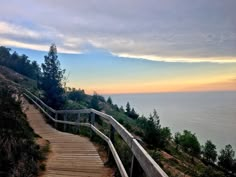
[{"left": 0, "top": 0, "right": 236, "bottom": 94}]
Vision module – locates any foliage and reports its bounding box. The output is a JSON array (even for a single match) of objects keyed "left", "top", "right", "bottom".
[
  {"left": 113, "top": 104, "right": 120, "bottom": 112},
  {"left": 199, "top": 166, "right": 225, "bottom": 177},
  {"left": 160, "top": 127, "right": 172, "bottom": 147},
  {"left": 64, "top": 100, "right": 87, "bottom": 110},
  {"left": 114, "top": 136, "right": 132, "bottom": 173},
  {"left": 125, "top": 102, "right": 139, "bottom": 119},
  {"left": 97, "top": 94, "right": 105, "bottom": 102},
  {"left": 0, "top": 86, "right": 41, "bottom": 177},
  {"left": 104, "top": 106, "right": 137, "bottom": 130},
  {"left": 120, "top": 106, "right": 125, "bottom": 112},
  {"left": 0, "top": 67, "right": 39, "bottom": 103},
  {"left": 174, "top": 132, "right": 181, "bottom": 150},
  {"left": 126, "top": 102, "right": 131, "bottom": 113},
  {"left": 90, "top": 93, "right": 102, "bottom": 111},
  {"left": 232, "top": 159, "right": 236, "bottom": 173},
  {"left": 129, "top": 108, "right": 139, "bottom": 119},
  {"left": 177, "top": 130, "right": 201, "bottom": 158},
  {"left": 202, "top": 140, "right": 217, "bottom": 164},
  {"left": 67, "top": 88, "right": 86, "bottom": 102},
  {"left": 0, "top": 46, "right": 41, "bottom": 80},
  {"left": 137, "top": 109, "right": 168, "bottom": 149},
  {"left": 40, "top": 44, "right": 65, "bottom": 109},
  {"left": 150, "top": 150, "right": 162, "bottom": 163},
  {"left": 218, "top": 144, "right": 235, "bottom": 171},
  {"left": 107, "top": 96, "right": 113, "bottom": 105}
]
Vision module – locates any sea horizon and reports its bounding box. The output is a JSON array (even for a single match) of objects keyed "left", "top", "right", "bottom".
[
  {"left": 104, "top": 90, "right": 236, "bottom": 152},
  {"left": 103, "top": 89, "right": 236, "bottom": 96}
]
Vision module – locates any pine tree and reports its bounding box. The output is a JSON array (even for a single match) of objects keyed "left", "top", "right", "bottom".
[
  {"left": 40, "top": 44, "right": 65, "bottom": 109},
  {"left": 202, "top": 140, "right": 217, "bottom": 163},
  {"left": 144, "top": 109, "right": 162, "bottom": 149},
  {"left": 126, "top": 102, "right": 131, "bottom": 113},
  {"left": 107, "top": 96, "right": 113, "bottom": 105},
  {"left": 218, "top": 144, "right": 235, "bottom": 171}
]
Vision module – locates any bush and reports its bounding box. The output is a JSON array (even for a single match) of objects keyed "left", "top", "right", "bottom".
[
  {"left": 67, "top": 88, "right": 86, "bottom": 102},
  {"left": 218, "top": 144, "right": 235, "bottom": 171},
  {"left": 160, "top": 127, "right": 172, "bottom": 147},
  {"left": 202, "top": 140, "right": 217, "bottom": 164},
  {"left": 176, "top": 130, "right": 201, "bottom": 158},
  {"left": 90, "top": 94, "right": 102, "bottom": 111},
  {"left": 0, "top": 86, "right": 41, "bottom": 177},
  {"left": 200, "top": 166, "right": 225, "bottom": 177}
]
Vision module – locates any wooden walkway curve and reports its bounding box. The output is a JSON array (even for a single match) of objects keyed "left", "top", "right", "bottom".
[{"left": 23, "top": 98, "right": 112, "bottom": 177}]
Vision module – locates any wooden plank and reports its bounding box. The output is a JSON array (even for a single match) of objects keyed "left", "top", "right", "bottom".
[{"left": 63, "top": 114, "right": 67, "bottom": 131}]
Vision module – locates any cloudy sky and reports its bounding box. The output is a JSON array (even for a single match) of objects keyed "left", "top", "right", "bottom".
[{"left": 1, "top": 0, "right": 236, "bottom": 93}]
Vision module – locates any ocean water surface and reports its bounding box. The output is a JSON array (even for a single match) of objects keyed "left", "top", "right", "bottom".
[{"left": 104, "top": 91, "right": 236, "bottom": 152}]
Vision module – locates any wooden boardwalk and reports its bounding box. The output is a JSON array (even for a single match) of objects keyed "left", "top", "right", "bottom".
[{"left": 23, "top": 98, "right": 112, "bottom": 177}]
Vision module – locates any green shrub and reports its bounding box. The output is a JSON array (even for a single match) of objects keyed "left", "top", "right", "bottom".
[{"left": 0, "top": 86, "right": 42, "bottom": 177}]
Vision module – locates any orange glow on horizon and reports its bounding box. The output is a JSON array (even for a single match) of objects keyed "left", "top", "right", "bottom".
[{"left": 68, "top": 77, "right": 236, "bottom": 95}]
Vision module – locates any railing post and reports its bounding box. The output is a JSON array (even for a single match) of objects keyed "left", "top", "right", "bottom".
[
  {"left": 130, "top": 154, "right": 139, "bottom": 177},
  {"left": 55, "top": 112, "right": 58, "bottom": 129},
  {"left": 86, "top": 113, "right": 89, "bottom": 123},
  {"left": 63, "top": 113, "right": 67, "bottom": 132},
  {"left": 90, "top": 112, "right": 95, "bottom": 139},
  {"left": 108, "top": 125, "right": 115, "bottom": 162},
  {"left": 110, "top": 125, "right": 115, "bottom": 143},
  {"left": 91, "top": 112, "right": 95, "bottom": 125},
  {"left": 77, "top": 113, "right": 80, "bottom": 134}
]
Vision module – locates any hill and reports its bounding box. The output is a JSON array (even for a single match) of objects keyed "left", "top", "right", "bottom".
[{"left": 0, "top": 65, "right": 37, "bottom": 89}]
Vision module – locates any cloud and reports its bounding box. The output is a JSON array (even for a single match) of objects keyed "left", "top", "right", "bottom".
[
  {"left": 0, "top": 21, "right": 81, "bottom": 53},
  {"left": 0, "top": 0, "right": 236, "bottom": 62},
  {"left": 0, "top": 21, "right": 40, "bottom": 39}
]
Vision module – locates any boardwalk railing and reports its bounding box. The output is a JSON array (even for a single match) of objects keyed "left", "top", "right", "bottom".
[{"left": 24, "top": 89, "right": 168, "bottom": 177}]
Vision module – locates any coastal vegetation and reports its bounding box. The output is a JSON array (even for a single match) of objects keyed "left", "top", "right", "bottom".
[
  {"left": 0, "top": 46, "right": 40, "bottom": 80},
  {"left": 0, "top": 45, "right": 236, "bottom": 176},
  {"left": 0, "top": 84, "right": 48, "bottom": 177}
]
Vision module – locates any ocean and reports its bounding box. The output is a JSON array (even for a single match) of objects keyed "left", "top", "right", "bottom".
[{"left": 104, "top": 91, "right": 236, "bottom": 152}]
